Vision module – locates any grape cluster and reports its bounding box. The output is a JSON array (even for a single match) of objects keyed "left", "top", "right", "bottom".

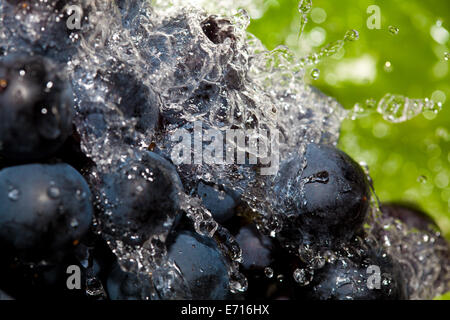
[{"left": 0, "top": 0, "right": 448, "bottom": 300}]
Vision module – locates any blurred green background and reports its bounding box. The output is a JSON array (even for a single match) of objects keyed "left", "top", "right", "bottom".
[{"left": 246, "top": 0, "right": 450, "bottom": 239}]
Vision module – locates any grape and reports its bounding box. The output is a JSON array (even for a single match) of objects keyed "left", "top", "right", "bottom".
[
  {"left": 92, "top": 151, "right": 183, "bottom": 246},
  {"left": 95, "top": 69, "right": 160, "bottom": 135},
  {"left": 1, "top": 0, "right": 80, "bottom": 63},
  {"left": 106, "top": 262, "right": 146, "bottom": 300},
  {"left": 0, "top": 0, "right": 447, "bottom": 301},
  {"left": 375, "top": 203, "right": 450, "bottom": 299},
  {"left": 196, "top": 181, "right": 241, "bottom": 224},
  {"left": 295, "top": 246, "right": 408, "bottom": 300},
  {"left": 235, "top": 224, "right": 274, "bottom": 272},
  {"left": 0, "top": 163, "right": 93, "bottom": 258},
  {"left": 167, "top": 230, "right": 231, "bottom": 300},
  {"left": 234, "top": 223, "right": 277, "bottom": 299},
  {"left": 0, "top": 54, "right": 73, "bottom": 161},
  {"left": 277, "top": 143, "right": 371, "bottom": 247},
  {"left": 380, "top": 203, "right": 438, "bottom": 232}
]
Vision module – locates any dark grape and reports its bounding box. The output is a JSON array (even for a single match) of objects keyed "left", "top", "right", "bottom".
[
  {"left": 380, "top": 203, "right": 438, "bottom": 232},
  {"left": 167, "top": 230, "right": 230, "bottom": 300},
  {"left": 295, "top": 247, "right": 408, "bottom": 300},
  {"left": 93, "top": 151, "right": 183, "bottom": 246},
  {"left": 277, "top": 143, "right": 371, "bottom": 247},
  {"left": 0, "top": 163, "right": 93, "bottom": 258},
  {"left": 196, "top": 181, "right": 241, "bottom": 224},
  {"left": 98, "top": 69, "right": 160, "bottom": 134},
  {"left": 0, "top": 54, "right": 73, "bottom": 161}
]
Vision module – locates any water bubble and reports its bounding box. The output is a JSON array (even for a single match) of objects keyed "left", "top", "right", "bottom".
[
  {"left": 293, "top": 268, "right": 314, "bottom": 286},
  {"left": 376, "top": 93, "right": 436, "bottom": 123},
  {"left": 47, "top": 186, "right": 61, "bottom": 199},
  {"left": 388, "top": 26, "right": 399, "bottom": 35},
  {"left": 310, "top": 68, "right": 320, "bottom": 80},
  {"left": 264, "top": 267, "right": 274, "bottom": 278},
  {"left": 310, "top": 255, "right": 326, "bottom": 269},
  {"left": 417, "top": 175, "right": 428, "bottom": 184},
  {"left": 298, "top": 245, "right": 315, "bottom": 264},
  {"left": 8, "top": 188, "right": 20, "bottom": 201},
  {"left": 444, "top": 52, "right": 449, "bottom": 61},
  {"left": 344, "top": 29, "right": 359, "bottom": 42}
]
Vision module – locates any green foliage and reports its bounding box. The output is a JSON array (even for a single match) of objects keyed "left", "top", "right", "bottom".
[
  {"left": 434, "top": 291, "right": 450, "bottom": 300},
  {"left": 248, "top": 0, "right": 450, "bottom": 238}
]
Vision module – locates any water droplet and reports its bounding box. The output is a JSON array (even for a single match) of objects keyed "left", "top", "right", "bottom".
[
  {"left": 277, "top": 274, "right": 284, "bottom": 283},
  {"left": 293, "top": 268, "right": 314, "bottom": 286},
  {"left": 388, "top": 26, "right": 399, "bottom": 35},
  {"left": 365, "top": 98, "right": 377, "bottom": 109},
  {"left": 70, "top": 218, "right": 79, "bottom": 228},
  {"left": 344, "top": 29, "right": 359, "bottom": 42},
  {"left": 41, "top": 108, "right": 48, "bottom": 115},
  {"left": 423, "top": 99, "right": 441, "bottom": 114},
  {"left": 417, "top": 175, "right": 428, "bottom": 184},
  {"left": 47, "top": 186, "right": 60, "bottom": 199},
  {"left": 384, "top": 61, "right": 393, "bottom": 72},
  {"left": 310, "top": 255, "right": 326, "bottom": 269},
  {"left": 298, "top": 0, "right": 313, "bottom": 14},
  {"left": 8, "top": 188, "right": 20, "bottom": 201},
  {"left": 298, "top": 245, "right": 315, "bottom": 263},
  {"left": 75, "top": 189, "right": 86, "bottom": 200},
  {"left": 306, "top": 170, "right": 329, "bottom": 184},
  {"left": 310, "top": 68, "right": 320, "bottom": 80},
  {"left": 264, "top": 267, "right": 274, "bottom": 278},
  {"left": 377, "top": 93, "right": 418, "bottom": 122},
  {"left": 444, "top": 52, "right": 449, "bottom": 61}
]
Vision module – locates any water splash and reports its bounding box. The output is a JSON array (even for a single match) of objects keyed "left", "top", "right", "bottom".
[
  {"left": 299, "top": 29, "right": 359, "bottom": 68},
  {"left": 298, "top": 0, "right": 313, "bottom": 40},
  {"left": 350, "top": 94, "right": 442, "bottom": 123}
]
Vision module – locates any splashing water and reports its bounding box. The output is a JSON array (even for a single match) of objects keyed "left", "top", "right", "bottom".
[
  {"left": 298, "top": 0, "right": 313, "bottom": 40},
  {"left": 0, "top": 0, "right": 447, "bottom": 300},
  {"left": 350, "top": 94, "right": 442, "bottom": 122}
]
